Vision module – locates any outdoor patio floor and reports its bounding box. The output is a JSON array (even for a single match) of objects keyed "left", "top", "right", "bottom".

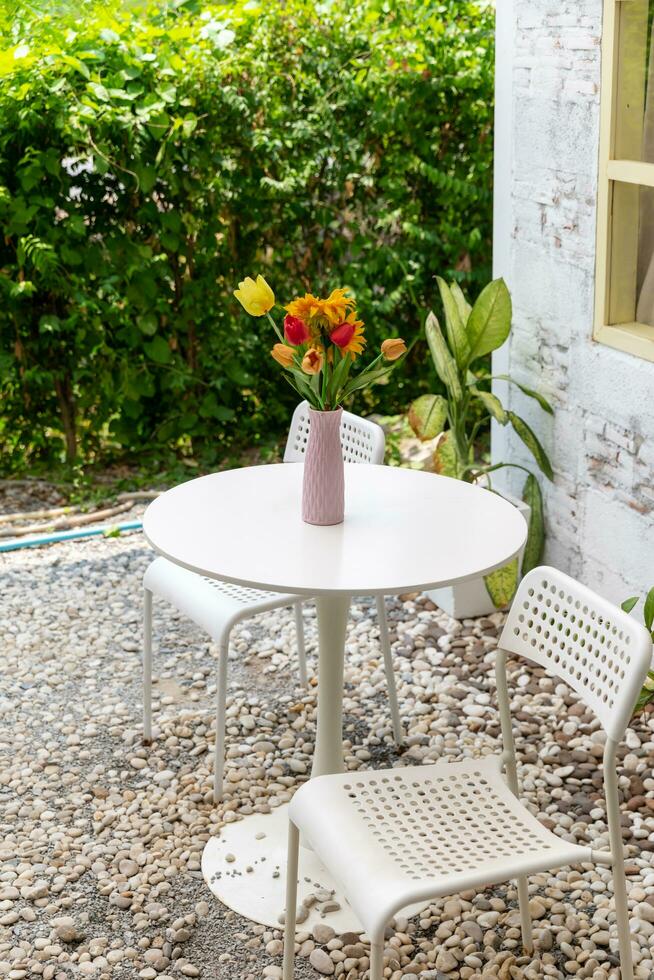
[{"left": 1, "top": 516, "right": 654, "bottom": 979}]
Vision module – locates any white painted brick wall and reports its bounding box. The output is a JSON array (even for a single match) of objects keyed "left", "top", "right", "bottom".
[{"left": 492, "top": 0, "right": 654, "bottom": 605}]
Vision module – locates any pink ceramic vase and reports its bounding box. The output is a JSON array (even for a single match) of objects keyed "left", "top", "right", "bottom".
[{"left": 302, "top": 407, "right": 345, "bottom": 525}]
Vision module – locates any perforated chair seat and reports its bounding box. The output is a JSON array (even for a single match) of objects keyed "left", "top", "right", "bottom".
[
  {"left": 144, "top": 557, "right": 297, "bottom": 641},
  {"left": 283, "top": 567, "right": 652, "bottom": 980},
  {"left": 288, "top": 755, "right": 592, "bottom": 938}
]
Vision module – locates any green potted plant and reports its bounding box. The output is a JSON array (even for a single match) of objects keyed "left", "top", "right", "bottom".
[
  {"left": 408, "top": 276, "right": 553, "bottom": 617},
  {"left": 622, "top": 589, "right": 654, "bottom": 712}
]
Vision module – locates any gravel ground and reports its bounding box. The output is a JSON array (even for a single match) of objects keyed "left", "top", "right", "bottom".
[{"left": 1, "top": 513, "right": 654, "bottom": 980}]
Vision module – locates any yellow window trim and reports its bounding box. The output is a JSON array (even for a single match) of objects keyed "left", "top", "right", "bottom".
[
  {"left": 607, "top": 159, "right": 654, "bottom": 185},
  {"left": 594, "top": 0, "right": 654, "bottom": 362}
]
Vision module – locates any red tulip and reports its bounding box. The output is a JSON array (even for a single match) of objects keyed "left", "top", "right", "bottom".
[
  {"left": 330, "top": 320, "right": 356, "bottom": 349},
  {"left": 284, "top": 314, "right": 310, "bottom": 346}
]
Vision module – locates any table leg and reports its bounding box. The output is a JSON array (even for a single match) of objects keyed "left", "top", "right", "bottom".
[
  {"left": 311, "top": 594, "right": 351, "bottom": 779},
  {"left": 202, "top": 592, "right": 361, "bottom": 931}
]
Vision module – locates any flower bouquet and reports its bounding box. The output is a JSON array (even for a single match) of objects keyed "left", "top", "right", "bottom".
[{"left": 234, "top": 275, "right": 406, "bottom": 525}]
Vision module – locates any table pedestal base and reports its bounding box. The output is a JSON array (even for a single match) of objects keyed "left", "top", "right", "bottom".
[
  {"left": 201, "top": 805, "right": 427, "bottom": 933},
  {"left": 201, "top": 803, "right": 363, "bottom": 933}
]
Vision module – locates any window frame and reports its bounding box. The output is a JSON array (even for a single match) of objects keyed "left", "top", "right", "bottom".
[{"left": 594, "top": 0, "right": 654, "bottom": 361}]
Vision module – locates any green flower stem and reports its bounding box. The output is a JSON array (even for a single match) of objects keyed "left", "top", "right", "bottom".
[
  {"left": 266, "top": 311, "right": 284, "bottom": 343},
  {"left": 321, "top": 355, "right": 330, "bottom": 409},
  {"left": 360, "top": 352, "right": 384, "bottom": 373}
]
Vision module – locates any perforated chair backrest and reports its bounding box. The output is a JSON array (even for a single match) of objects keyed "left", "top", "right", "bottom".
[
  {"left": 283, "top": 401, "right": 385, "bottom": 465},
  {"left": 499, "top": 566, "right": 652, "bottom": 742}
]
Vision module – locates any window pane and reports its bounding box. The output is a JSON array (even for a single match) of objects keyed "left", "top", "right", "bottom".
[
  {"left": 638, "top": 183, "right": 654, "bottom": 325},
  {"left": 608, "top": 181, "right": 638, "bottom": 324},
  {"left": 608, "top": 180, "right": 654, "bottom": 327},
  {"left": 614, "top": 0, "right": 654, "bottom": 163}
]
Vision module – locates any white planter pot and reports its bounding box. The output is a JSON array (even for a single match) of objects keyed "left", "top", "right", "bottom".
[{"left": 426, "top": 490, "right": 531, "bottom": 619}]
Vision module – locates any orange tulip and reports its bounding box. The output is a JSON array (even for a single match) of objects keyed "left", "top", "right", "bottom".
[
  {"left": 302, "top": 347, "right": 323, "bottom": 375},
  {"left": 271, "top": 343, "right": 295, "bottom": 368},
  {"left": 381, "top": 337, "right": 407, "bottom": 361}
]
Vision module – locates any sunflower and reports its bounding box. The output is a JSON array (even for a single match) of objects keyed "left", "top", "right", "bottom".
[
  {"left": 336, "top": 311, "right": 366, "bottom": 358},
  {"left": 321, "top": 287, "right": 355, "bottom": 324},
  {"left": 285, "top": 287, "right": 355, "bottom": 332}
]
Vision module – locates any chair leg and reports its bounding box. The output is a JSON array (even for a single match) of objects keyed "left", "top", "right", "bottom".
[
  {"left": 283, "top": 821, "right": 300, "bottom": 980},
  {"left": 612, "top": 851, "right": 634, "bottom": 980},
  {"left": 516, "top": 875, "right": 533, "bottom": 954},
  {"left": 375, "top": 595, "right": 402, "bottom": 745},
  {"left": 604, "top": 740, "right": 634, "bottom": 980},
  {"left": 369, "top": 934, "right": 384, "bottom": 980},
  {"left": 143, "top": 587, "right": 153, "bottom": 744},
  {"left": 294, "top": 601, "right": 308, "bottom": 688},
  {"left": 213, "top": 640, "right": 229, "bottom": 804}
]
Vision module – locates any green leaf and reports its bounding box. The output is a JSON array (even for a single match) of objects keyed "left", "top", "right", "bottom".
[
  {"left": 38, "top": 314, "right": 61, "bottom": 334},
  {"left": 621, "top": 596, "right": 639, "bottom": 614},
  {"left": 425, "top": 311, "right": 462, "bottom": 400},
  {"left": 225, "top": 363, "right": 253, "bottom": 385},
  {"left": 521, "top": 473, "right": 544, "bottom": 575},
  {"left": 633, "top": 670, "right": 654, "bottom": 713},
  {"left": 199, "top": 394, "right": 235, "bottom": 421},
  {"left": 60, "top": 245, "right": 82, "bottom": 265},
  {"left": 9, "top": 280, "right": 36, "bottom": 298},
  {"left": 436, "top": 276, "right": 469, "bottom": 368},
  {"left": 147, "top": 111, "right": 171, "bottom": 137},
  {"left": 450, "top": 280, "right": 471, "bottom": 322},
  {"left": 137, "top": 166, "right": 157, "bottom": 193},
  {"left": 282, "top": 371, "right": 319, "bottom": 409},
  {"left": 508, "top": 412, "right": 554, "bottom": 480},
  {"left": 144, "top": 336, "right": 172, "bottom": 364},
  {"left": 289, "top": 368, "right": 317, "bottom": 403},
  {"left": 644, "top": 587, "right": 654, "bottom": 631},
  {"left": 329, "top": 350, "right": 353, "bottom": 402},
  {"left": 408, "top": 394, "right": 448, "bottom": 440},
  {"left": 432, "top": 431, "right": 460, "bottom": 478},
  {"left": 341, "top": 363, "right": 394, "bottom": 397},
  {"left": 472, "top": 388, "right": 507, "bottom": 425},
  {"left": 137, "top": 313, "right": 158, "bottom": 336},
  {"left": 466, "top": 278, "right": 512, "bottom": 364},
  {"left": 493, "top": 374, "right": 554, "bottom": 415},
  {"left": 60, "top": 54, "right": 90, "bottom": 79},
  {"left": 103, "top": 526, "right": 122, "bottom": 538},
  {"left": 182, "top": 114, "right": 198, "bottom": 138},
  {"left": 484, "top": 558, "right": 519, "bottom": 608},
  {"left": 88, "top": 82, "right": 110, "bottom": 102}
]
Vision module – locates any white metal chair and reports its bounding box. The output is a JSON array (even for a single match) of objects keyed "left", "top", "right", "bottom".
[
  {"left": 143, "top": 402, "right": 402, "bottom": 803},
  {"left": 282, "top": 566, "right": 652, "bottom": 980}
]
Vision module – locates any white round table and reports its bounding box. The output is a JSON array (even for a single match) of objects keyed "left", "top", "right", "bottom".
[{"left": 143, "top": 463, "right": 527, "bottom": 931}]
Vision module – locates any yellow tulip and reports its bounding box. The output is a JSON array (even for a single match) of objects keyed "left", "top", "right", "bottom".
[
  {"left": 234, "top": 275, "right": 275, "bottom": 316},
  {"left": 381, "top": 337, "right": 407, "bottom": 361},
  {"left": 271, "top": 343, "right": 295, "bottom": 368}
]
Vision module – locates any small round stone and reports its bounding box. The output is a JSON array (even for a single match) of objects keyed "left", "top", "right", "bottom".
[{"left": 309, "top": 948, "right": 335, "bottom": 975}]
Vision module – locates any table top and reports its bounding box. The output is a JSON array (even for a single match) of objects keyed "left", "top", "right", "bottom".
[{"left": 143, "top": 463, "right": 527, "bottom": 597}]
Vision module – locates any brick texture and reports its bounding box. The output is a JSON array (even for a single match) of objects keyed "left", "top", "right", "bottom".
[{"left": 493, "top": 0, "right": 654, "bottom": 603}]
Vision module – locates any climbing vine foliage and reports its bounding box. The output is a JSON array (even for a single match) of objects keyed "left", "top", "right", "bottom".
[{"left": 0, "top": 0, "right": 494, "bottom": 468}]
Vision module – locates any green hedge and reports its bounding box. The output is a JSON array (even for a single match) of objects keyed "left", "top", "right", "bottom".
[{"left": 0, "top": 0, "right": 494, "bottom": 470}]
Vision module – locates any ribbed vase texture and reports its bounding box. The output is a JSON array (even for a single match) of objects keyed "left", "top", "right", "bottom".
[{"left": 302, "top": 407, "right": 345, "bottom": 525}]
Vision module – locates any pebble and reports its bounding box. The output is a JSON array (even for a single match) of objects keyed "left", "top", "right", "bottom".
[
  {"left": 1, "top": 515, "right": 653, "bottom": 980},
  {"left": 53, "top": 917, "right": 81, "bottom": 943},
  {"left": 435, "top": 949, "right": 458, "bottom": 971},
  {"left": 309, "top": 948, "right": 335, "bottom": 974}
]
